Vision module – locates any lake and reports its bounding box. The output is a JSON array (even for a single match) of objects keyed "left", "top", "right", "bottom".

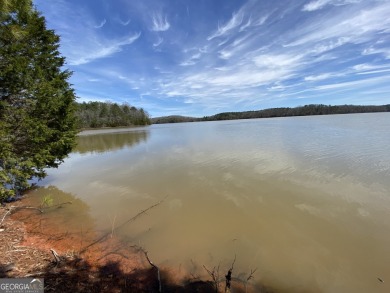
[{"left": 28, "top": 113, "right": 390, "bottom": 292}]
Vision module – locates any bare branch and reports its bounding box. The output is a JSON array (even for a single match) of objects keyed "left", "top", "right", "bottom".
[
  {"left": 203, "top": 264, "right": 220, "bottom": 293},
  {"left": 225, "top": 255, "right": 236, "bottom": 292},
  {"left": 1, "top": 205, "right": 43, "bottom": 225},
  {"left": 245, "top": 268, "right": 257, "bottom": 293},
  {"left": 246, "top": 268, "right": 257, "bottom": 281},
  {"left": 133, "top": 245, "right": 162, "bottom": 293},
  {"left": 80, "top": 197, "right": 166, "bottom": 253},
  {"left": 43, "top": 201, "right": 72, "bottom": 209},
  {"left": 0, "top": 209, "right": 12, "bottom": 226}
]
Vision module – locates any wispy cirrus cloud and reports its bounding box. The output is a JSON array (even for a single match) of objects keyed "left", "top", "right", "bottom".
[
  {"left": 207, "top": 10, "right": 244, "bottom": 40},
  {"left": 314, "top": 75, "right": 389, "bottom": 91},
  {"left": 117, "top": 18, "right": 131, "bottom": 26},
  {"left": 363, "top": 46, "right": 390, "bottom": 59},
  {"left": 94, "top": 18, "right": 106, "bottom": 29},
  {"left": 302, "top": 0, "right": 360, "bottom": 12},
  {"left": 287, "top": 2, "right": 390, "bottom": 50},
  {"left": 153, "top": 37, "right": 164, "bottom": 47},
  {"left": 304, "top": 72, "right": 344, "bottom": 81},
  {"left": 69, "top": 33, "right": 141, "bottom": 65},
  {"left": 151, "top": 13, "right": 170, "bottom": 31},
  {"left": 35, "top": 0, "right": 141, "bottom": 66}
]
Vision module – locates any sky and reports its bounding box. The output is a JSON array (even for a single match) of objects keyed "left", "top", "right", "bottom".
[{"left": 33, "top": 0, "right": 390, "bottom": 117}]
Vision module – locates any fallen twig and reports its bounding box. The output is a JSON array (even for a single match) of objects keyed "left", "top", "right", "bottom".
[
  {"left": 80, "top": 197, "right": 166, "bottom": 253},
  {"left": 245, "top": 268, "right": 257, "bottom": 293},
  {"left": 0, "top": 209, "right": 12, "bottom": 226},
  {"left": 0, "top": 206, "right": 43, "bottom": 225},
  {"left": 43, "top": 201, "right": 72, "bottom": 210}
]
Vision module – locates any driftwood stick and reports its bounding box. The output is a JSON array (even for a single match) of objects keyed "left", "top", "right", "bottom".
[
  {"left": 1, "top": 205, "right": 43, "bottom": 225},
  {"left": 245, "top": 268, "right": 257, "bottom": 293},
  {"left": 15, "top": 206, "right": 43, "bottom": 213},
  {"left": 0, "top": 201, "right": 72, "bottom": 226},
  {"left": 80, "top": 197, "right": 166, "bottom": 253},
  {"left": 116, "top": 196, "right": 166, "bottom": 230},
  {"left": 0, "top": 209, "right": 12, "bottom": 226}
]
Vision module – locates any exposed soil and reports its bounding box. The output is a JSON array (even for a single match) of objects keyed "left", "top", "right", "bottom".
[{"left": 0, "top": 198, "right": 271, "bottom": 292}]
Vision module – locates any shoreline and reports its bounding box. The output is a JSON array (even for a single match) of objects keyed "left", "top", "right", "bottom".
[{"left": 0, "top": 196, "right": 266, "bottom": 292}]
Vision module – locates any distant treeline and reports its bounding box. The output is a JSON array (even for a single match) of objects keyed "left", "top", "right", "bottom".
[
  {"left": 152, "top": 104, "right": 390, "bottom": 124},
  {"left": 76, "top": 101, "right": 151, "bottom": 129}
]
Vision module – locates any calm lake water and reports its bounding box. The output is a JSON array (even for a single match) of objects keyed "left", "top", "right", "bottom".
[{"left": 30, "top": 113, "right": 390, "bottom": 292}]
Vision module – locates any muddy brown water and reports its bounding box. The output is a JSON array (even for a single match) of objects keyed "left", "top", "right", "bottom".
[{"left": 27, "top": 113, "right": 390, "bottom": 292}]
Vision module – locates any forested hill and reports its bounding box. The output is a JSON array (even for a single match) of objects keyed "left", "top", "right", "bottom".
[
  {"left": 76, "top": 101, "right": 151, "bottom": 129},
  {"left": 152, "top": 104, "right": 390, "bottom": 124}
]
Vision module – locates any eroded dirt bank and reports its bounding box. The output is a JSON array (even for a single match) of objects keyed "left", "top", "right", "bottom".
[{"left": 0, "top": 197, "right": 269, "bottom": 292}]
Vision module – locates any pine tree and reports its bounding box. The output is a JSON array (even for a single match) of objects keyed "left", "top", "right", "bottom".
[{"left": 0, "top": 0, "right": 77, "bottom": 200}]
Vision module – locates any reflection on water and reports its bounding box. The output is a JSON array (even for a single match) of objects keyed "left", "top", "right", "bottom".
[
  {"left": 75, "top": 129, "right": 149, "bottom": 154},
  {"left": 30, "top": 115, "right": 390, "bottom": 292}
]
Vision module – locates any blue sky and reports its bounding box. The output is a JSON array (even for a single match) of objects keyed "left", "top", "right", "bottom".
[{"left": 34, "top": 0, "right": 390, "bottom": 117}]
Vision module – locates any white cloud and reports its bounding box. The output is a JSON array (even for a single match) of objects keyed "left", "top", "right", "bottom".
[
  {"left": 69, "top": 32, "right": 141, "bottom": 65},
  {"left": 153, "top": 37, "right": 163, "bottom": 47},
  {"left": 351, "top": 63, "right": 390, "bottom": 75},
  {"left": 208, "top": 10, "right": 244, "bottom": 40},
  {"left": 253, "top": 54, "right": 302, "bottom": 70},
  {"left": 180, "top": 49, "right": 204, "bottom": 66},
  {"left": 179, "top": 60, "right": 196, "bottom": 66},
  {"left": 302, "top": 0, "right": 360, "bottom": 12},
  {"left": 118, "top": 18, "right": 131, "bottom": 26},
  {"left": 35, "top": 0, "right": 141, "bottom": 66},
  {"left": 362, "top": 46, "right": 390, "bottom": 59},
  {"left": 239, "top": 17, "right": 252, "bottom": 32},
  {"left": 352, "top": 63, "right": 386, "bottom": 72},
  {"left": 94, "top": 19, "right": 106, "bottom": 29},
  {"left": 154, "top": 51, "right": 304, "bottom": 107},
  {"left": 305, "top": 73, "right": 334, "bottom": 81},
  {"left": 303, "top": 0, "right": 333, "bottom": 11},
  {"left": 253, "top": 15, "right": 269, "bottom": 26},
  {"left": 310, "top": 37, "right": 350, "bottom": 54},
  {"left": 314, "top": 75, "right": 389, "bottom": 90},
  {"left": 289, "top": 2, "right": 390, "bottom": 48},
  {"left": 151, "top": 13, "right": 170, "bottom": 31}
]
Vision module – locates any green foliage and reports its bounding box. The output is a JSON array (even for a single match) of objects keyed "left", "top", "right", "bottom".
[
  {"left": 0, "top": 0, "right": 77, "bottom": 201},
  {"left": 40, "top": 194, "right": 53, "bottom": 208},
  {"left": 75, "top": 101, "right": 151, "bottom": 128},
  {"left": 151, "top": 115, "right": 199, "bottom": 124}
]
